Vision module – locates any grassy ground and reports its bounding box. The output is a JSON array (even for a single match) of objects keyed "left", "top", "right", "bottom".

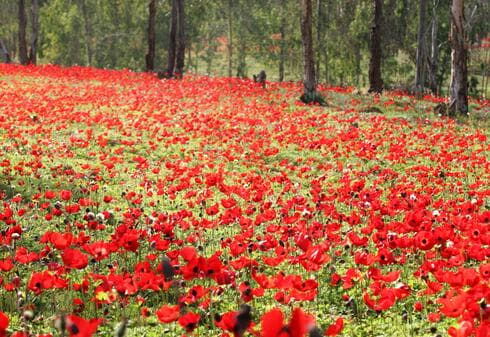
[{"left": 0, "top": 64, "right": 488, "bottom": 337}]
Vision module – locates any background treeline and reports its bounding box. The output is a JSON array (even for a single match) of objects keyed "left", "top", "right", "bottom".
[{"left": 0, "top": 0, "right": 488, "bottom": 94}]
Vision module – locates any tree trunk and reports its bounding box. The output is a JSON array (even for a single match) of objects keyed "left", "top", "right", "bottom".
[
  {"left": 227, "top": 0, "right": 233, "bottom": 78},
  {"left": 484, "top": 47, "right": 488, "bottom": 98},
  {"left": 449, "top": 0, "right": 468, "bottom": 116},
  {"left": 324, "top": 0, "right": 330, "bottom": 84},
  {"left": 28, "top": 0, "right": 38, "bottom": 64},
  {"left": 18, "top": 0, "right": 28, "bottom": 65},
  {"left": 166, "top": 0, "right": 177, "bottom": 77},
  {"left": 0, "top": 39, "right": 11, "bottom": 63},
  {"left": 146, "top": 0, "right": 156, "bottom": 71},
  {"left": 301, "top": 0, "right": 316, "bottom": 95},
  {"left": 428, "top": 0, "right": 438, "bottom": 94},
  {"left": 415, "top": 0, "right": 428, "bottom": 91},
  {"left": 78, "top": 0, "right": 93, "bottom": 66},
  {"left": 316, "top": 0, "right": 324, "bottom": 82},
  {"left": 278, "top": 0, "right": 286, "bottom": 82},
  {"left": 236, "top": 40, "right": 246, "bottom": 78},
  {"left": 368, "top": 0, "right": 383, "bottom": 93},
  {"left": 174, "top": 0, "right": 185, "bottom": 77},
  {"left": 354, "top": 41, "right": 361, "bottom": 86}
]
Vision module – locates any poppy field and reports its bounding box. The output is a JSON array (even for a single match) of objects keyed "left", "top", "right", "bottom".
[{"left": 0, "top": 64, "right": 489, "bottom": 337}]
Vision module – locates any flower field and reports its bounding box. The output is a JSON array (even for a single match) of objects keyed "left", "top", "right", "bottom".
[{"left": 0, "top": 64, "right": 489, "bottom": 337}]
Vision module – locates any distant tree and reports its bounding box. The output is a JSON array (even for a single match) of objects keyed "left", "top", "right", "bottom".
[
  {"left": 368, "top": 0, "right": 383, "bottom": 93},
  {"left": 428, "top": 0, "right": 439, "bottom": 94},
  {"left": 227, "top": 0, "right": 233, "bottom": 77},
  {"left": 77, "top": 0, "right": 93, "bottom": 66},
  {"left": 28, "top": 0, "right": 39, "bottom": 64},
  {"left": 415, "top": 0, "right": 428, "bottom": 92},
  {"left": 146, "top": 0, "right": 156, "bottom": 71},
  {"left": 164, "top": 0, "right": 185, "bottom": 78},
  {"left": 301, "top": 0, "right": 315, "bottom": 95},
  {"left": 449, "top": 0, "right": 468, "bottom": 115},
  {"left": 0, "top": 39, "right": 11, "bottom": 63},
  {"left": 18, "top": 0, "right": 28, "bottom": 65},
  {"left": 300, "top": 0, "right": 324, "bottom": 104},
  {"left": 175, "top": 0, "right": 185, "bottom": 77}
]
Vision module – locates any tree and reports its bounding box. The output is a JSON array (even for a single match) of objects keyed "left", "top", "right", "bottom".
[
  {"left": 175, "top": 0, "right": 185, "bottom": 77},
  {"left": 300, "top": 0, "right": 324, "bottom": 104},
  {"left": 28, "top": 0, "right": 39, "bottom": 64},
  {"left": 164, "top": 0, "right": 185, "bottom": 78},
  {"left": 18, "top": 0, "right": 28, "bottom": 65},
  {"left": 146, "top": 0, "right": 156, "bottom": 71},
  {"left": 77, "top": 0, "right": 93, "bottom": 66},
  {"left": 368, "top": 0, "right": 383, "bottom": 93},
  {"left": 449, "top": 0, "right": 468, "bottom": 116},
  {"left": 227, "top": 0, "right": 233, "bottom": 77},
  {"left": 427, "top": 0, "right": 439, "bottom": 95},
  {"left": 415, "top": 0, "right": 428, "bottom": 91},
  {"left": 0, "top": 39, "right": 11, "bottom": 63}
]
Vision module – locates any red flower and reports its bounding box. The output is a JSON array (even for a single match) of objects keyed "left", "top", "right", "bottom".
[
  {"left": 156, "top": 305, "right": 180, "bottom": 323},
  {"left": 178, "top": 312, "right": 200, "bottom": 332},
  {"left": 448, "top": 320, "right": 474, "bottom": 337},
  {"left": 0, "top": 311, "right": 8, "bottom": 337},
  {"left": 62, "top": 248, "right": 88, "bottom": 269},
  {"left": 261, "top": 309, "right": 284, "bottom": 337},
  {"left": 325, "top": 318, "right": 344, "bottom": 336},
  {"left": 0, "top": 258, "right": 14, "bottom": 272},
  {"left": 215, "top": 305, "right": 252, "bottom": 337},
  {"left": 64, "top": 315, "right": 101, "bottom": 337},
  {"left": 414, "top": 231, "right": 435, "bottom": 251},
  {"left": 60, "top": 190, "right": 72, "bottom": 201},
  {"left": 261, "top": 308, "right": 314, "bottom": 337},
  {"left": 438, "top": 291, "right": 466, "bottom": 318},
  {"left": 44, "top": 190, "right": 56, "bottom": 199}
]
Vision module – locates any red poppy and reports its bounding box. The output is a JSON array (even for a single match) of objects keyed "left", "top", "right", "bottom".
[
  {"left": 178, "top": 312, "right": 200, "bottom": 332},
  {"left": 438, "top": 291, "right": 466, "bottom": 318},
  {"left": 448, "top": 320, "right": 474, "bottom": 337},
  {"left": 0, "top": 258, "right": 13, "bottom": 272},
  {"left": 62, "top": 248, "right": 88, "bottom": 269},
  {"left": 64, "top": 315, "right": 101, "bottom": 337},
  {"left": 325, "top": 318, "right": 344, "bottom": 336},
  {"left": 261, "top": 308, "right": 314, "bottom": 337},
  {"left": 0, "top": 311, "right": 8, "bottom": 337},
  {"left": 60, "top": 190, "right": 72, "bottom": 201},
  {"left": 215, "top": 305, "right": 252, "bottom": 337},
  {"left": 156, "top": 305, "right": 180, "bottom": 323}
]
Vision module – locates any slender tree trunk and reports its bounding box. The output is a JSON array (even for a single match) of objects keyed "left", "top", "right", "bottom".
[
  {"left": 174, "top": 0, "right": 185, "bottom": 77},
  {"left": 301, "top": 0, "right": 316, "bottom": 95},
  {"left": 324, "top": 0, "right": 330, "bottom": 84},
  {"left": 316, "top": 0, "right": 324, "bottom": 82},
  {"left": 166, "top": 0, "right": 177, "bottom": 77},
  {"left": 227, "top": 0, "right": 233, "bottom": 77},
  {"left": 78, "top": 0, "right": 93, "bottom": 66},
  {"left": 368, "top": 0, "right": 383, "bottom": 93},
  {"left": 28, "top": 0, "right": 38, "bottom": 64},
  {"left": 0, "top": 39, "right": 11, "bottom": 63},
  {"left": 449, "top": 0, "right": 468, "bottom": 116},
  {"left": 18, "top": 0, "right": 28, "bottom": 65},
  {"left": 236, "top": 40, "right": 246, "bottom": 78},
  {"left": 415, "top": 0, "right": 428, "bottom": 91},
  {"left": 278, "top": 0, "right": 286, "bottom": 82},
  {"left": 146, "top": 0, "right": 156, "bottom": 71},
  {"left": 187, "top": 42, "right": 191, "bottom": 71},
  {"left": 398, "top": 0, "right": 409, "bottom": 44},
  {"left": 194, "top": 44, "right": 198, "bottom": 73},
  {"left": 354, "top": 42, "right": 361, "bottom": 86},
  {"left": 428, "top": 0, "right": 439, "bottom": 94},
  {"left": 484, "top": 47, "right": 488, "bottom": 98}
]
